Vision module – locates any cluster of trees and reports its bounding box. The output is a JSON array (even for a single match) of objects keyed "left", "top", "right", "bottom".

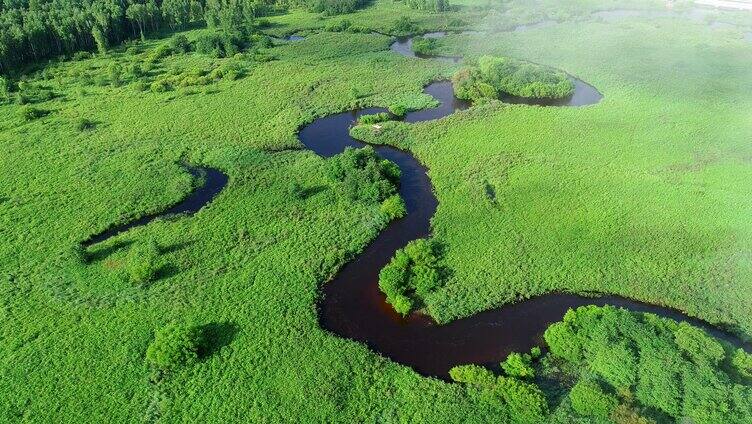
[
  {"left": 327, "top": 146, "right": 401, "bottom": 204},
  {"left": 452, "top": 55, "right": 575, "bottom": 102},
  {"left": 405, "top": 0, "right": 449, "bottom": 12},
  {"left": 544, "top": 305, "right": 752, "bottom": 423},
  {"left": 378, "top": 238, "right": 444, "bottom": 315},
  {"left": 0, "top": 0, "right": 266, "bottom": 72},
  {"left": 310, "top": 0, "right": 368, "bottom": 15},
  {"left": 450, "top": 350, "right": 549, "bottom": 424}
]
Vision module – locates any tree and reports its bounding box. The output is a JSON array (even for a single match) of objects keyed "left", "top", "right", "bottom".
[
  {"left": 92, "top": 26, "right": 108, "bottom": 55},
  {"left": 449, "top": 364, "right": 496, "bottom": 387},
  {"left": 162, "top": 0, "right": 192, "bottom": 29},
  {"left": 126, "top": 3, "right": 150, "bottom": 41}
]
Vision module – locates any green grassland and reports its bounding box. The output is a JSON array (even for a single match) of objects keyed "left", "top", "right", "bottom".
[{"left": 1, "top": 0, "right": 752, "bottom": 421}]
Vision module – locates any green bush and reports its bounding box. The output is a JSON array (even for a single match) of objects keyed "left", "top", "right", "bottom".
[
  {"left": 390, "top": 17, "right": 419, "bottom": 35},
  {"left": 145, "top": 323, "right": 203, "bottom": 370},
  {"left": 732, "top": 349, "right": 752, "bottom": 378},
  {"left": 169, "top": 34, "right": 191, "bottom": 54},
  {"left": 380, "top": 195, "right": 406, "bottom": 220},
  {"left": 358, "top": 112, "right": 391, "bottom": 125},
  {"left": 124, "top": 239, "right": 160, "bottom": 284},
  {"left": 388, "top": 103, "right": 408, "bottom": 116},
  {"left": 449, "top": 364, "right": 496, "bottom": 387},
  {"left": 150, "top": 79, "right": 172, "bottom": 93},
  {"left": 311, "top": 0, "right": 366, "bottom": 15},
  {"left": 195, "top": 31, "right": 245, "bottom": 58},
  {"left": 21, "top": 105, "right": 47, "bottom": 121},
  {"left": 147, "top": 43, "right": 173, "bottom": 63},
  {"left": 569, "top": 380, "right": 618, "bottom": 418},
  {"left": 378, "top": 238, "right": 443, "bottom": 315},
  {"left": 326, "top": 147, "right": 399, "bottom": 203},
  {"left": 324, "top": 19, "right": 352, "bottom": 32},
  {"left": 411, "top": 36, "right": 437, "bottom": 56},
  {"left": 108, "top": 63, "right": 123, "bottom": 87},
  {"left": 72, "top": 51, "right": 92, "bottom": 61},
  {"left": 406, "top": 0, "right": 449, "bottom": 12},
  {"left": 75, "top": 117, "right": 95, "bottom": 131},
  {"left": 501, "top": 352, "right": 535, "bottom": 379}
]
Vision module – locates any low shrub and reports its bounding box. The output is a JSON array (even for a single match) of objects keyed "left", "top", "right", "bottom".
[
  {"left": 358, "top": 112, "right": 391, "bottom": 125},
  {"left": 411, "top": 36, "right": 437, "bottom": 56},
  {"left": 325, "top": 19, "right": 352, "bottom": 32},
  {"left": 390, "top": 17, "right": 419, "bottom": 35},
  {"left": 145, "top": 323, "right": 204, "bottom": 370},
  {"left": 195, "top": 31, "right": 245, "bottom": 58},
  {"left": 380, "top": 195, "right": 406, "bottom": 220},
  {"left": 169, "top": 34, "right": 191, "bottom": 54},
  {"left": 75, "top": 117, "right": 96, "bottom": 131},
  {"left": 312, "top": 0, "right": 366, "bottom": 15},
  {"left": 124, "top": 239, "right": 160, "bottom": 284},
  {"left": 501, "top": 352, "right": 535, "bottom": 379},
  {"left": 150, "top": 79, "right": 172, "bottom": 93},
  {"left": 449, "top": 364, "right": 496, "bottom": 387},
  {"left": 388, "top": 103, "right": 408, "bottom": 117},
  {"left": 21, "top": 105, "right": 47, "bottom": 121},
  {"left": 72, "top": 51, "right": 92, "bottom": 61}
]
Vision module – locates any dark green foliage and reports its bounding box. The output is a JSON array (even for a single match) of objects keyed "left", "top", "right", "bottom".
[
  {"left": 544, "top": 306, "right": 752, "bottom": 422},
  {"left": 21, "top": 105, "right": 48, "bottom": 121},
  {"left": 406, "top": 0, "right": 449, "bottom": 12},
  {"left": 569, "top": 380, "right": 618, "bottom": 418},
  {"left": 378, "top": 238, "right": 443, "bottom": 315},
  {"left": 169, "top": 35, "right": 192, "bottom": 54},
  {"left": 146, "top": 323, "right": 204, "bottom": 370},
  {"left": 453, "top": 55, "right": 575, "bottom": 101},
  {"left": 324, "top": 19, "right": 352, "bottom": 32},
  {"left": 123, "top": 239, "right": 161, "bottom": 285},
  {"left": 732, "top": 349, "right": 752, "bottom": 379},
  {"left": 388, "top": 103, "right": 408, "bottom": 116},
  {"left": 500, "top": 352, "right": 535, "bottom": 379},
  {"left": 358, "top": 112, "right": 391, "bottom": 125},
  {"left": 108, "top": 63, "right": 123, "bottom": 87},
  {"left": 289, "top": 181, "right": 305, "bottom": 199},
  {"left": 311, "top": 0, "right": 367, "bottom": 15},
  {"left": 326, "top": 146, "right": 399, "bottom": 203},
  {"left": 75, "top": 118, "right": 96, "bottom": 131},
  {"left": 195, "top": 31, "right": 245, "bottom": 58},
  {"left": 390, "top": 17, "right": 419, "bottom": 35},
  {"left": 411, "top": 36, "right": 437, "bottom": 55}
]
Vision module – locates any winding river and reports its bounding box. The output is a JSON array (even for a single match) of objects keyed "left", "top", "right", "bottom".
[
  {"left": 302, "top": 34, "right": 750, "bottom": 378},
  {"left": 86, "top": 32, "right": 750, "bottom": 378}
]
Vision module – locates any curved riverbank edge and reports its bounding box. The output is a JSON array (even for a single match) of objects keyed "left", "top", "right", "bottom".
[{"left": 83, "top": 164, "right": 228, "bottom": 247}]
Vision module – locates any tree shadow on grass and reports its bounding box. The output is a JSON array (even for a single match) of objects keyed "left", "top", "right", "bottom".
[
  {"left": 86, "top": 240, "right": 133, "bottom": 263},
  {"left": 198, "top": 322, "right": 239, "bottom": 360}
]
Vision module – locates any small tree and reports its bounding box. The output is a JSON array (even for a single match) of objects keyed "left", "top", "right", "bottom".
[
  {"left": 92, "top": 26, "right": 108, "bottom": 55},
  {"left": 124, "top": 239, "right": 160, "bottom": 284},
  {"left": 449, "top": 364, "right": 497, "bottom": 387},
  {"left": 146, "top": 323, "right": 203, "bottom": 370}
]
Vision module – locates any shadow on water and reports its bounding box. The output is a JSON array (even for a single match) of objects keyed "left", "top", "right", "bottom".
[
  {"left": 83, "top": 164, "right": 228, "bottom": 247},
  {"left": 302, "top": 34, "right": 749, "bottom": 379}
]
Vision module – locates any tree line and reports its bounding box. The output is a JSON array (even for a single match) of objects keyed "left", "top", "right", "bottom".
[{"left": 0, "top": 0, "right": 342, "bottom": 72}]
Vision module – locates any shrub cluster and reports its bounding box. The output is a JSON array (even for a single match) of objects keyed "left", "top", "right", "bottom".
[
  {"left": 378, "top": 238, "right": 444, "bottom": 315},
  {"left": 411, "top": 36, "right": 437, "bottom": 56},
  {"left": 406, "top": 0, "right": 449, "bottom": 12},
  {"left": 543, "top": 305, "right": 752, "bottom": 422},
  {"left": 390, "top": 17, "right": 419, "bottom": 35},
  {"left": 358, "top": 112, "right": 392, "bottom": 125},
  {"left": 326, "top": 146, "right": 400, "bottom": 204},
  {"left": 311, "top": 0, "right": 368, "bottom": 15},
  {"left": 450, "top": 363, "right": 549, "bottom": 424},
  {"left": 453, "top": 55, "right": 574, "bottom": 101}
]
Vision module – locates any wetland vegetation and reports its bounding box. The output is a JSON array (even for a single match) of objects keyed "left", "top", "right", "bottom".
[{"left": 1, "top": 0, "right": 752, "bottom": 422}]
